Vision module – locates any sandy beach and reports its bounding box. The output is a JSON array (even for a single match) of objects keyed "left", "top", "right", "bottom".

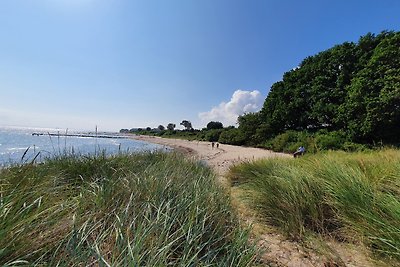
[{"left": 133, "top": 135, "right": 290, "bottom": 177}]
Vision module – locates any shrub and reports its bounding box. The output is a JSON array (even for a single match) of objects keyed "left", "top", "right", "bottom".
[
  {"left": 315, "top": 130, "right": 347, "bottom": 150},
  {"left": 204, "top": 129, "right": 223, "bottom": 142},
  {"left": 341, "top": 141, "right": 369, "bottom": 152},
  {"left": 265, "top": 131, "right": 317, "bottom": 153},
  {"left": 218, "top": 128, "right": 246, "bottom": 145}
]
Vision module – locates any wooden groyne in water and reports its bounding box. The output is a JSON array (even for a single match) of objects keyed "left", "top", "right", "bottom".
[{"left": 32, "top": 133, "right": 128, "bottom": 139}]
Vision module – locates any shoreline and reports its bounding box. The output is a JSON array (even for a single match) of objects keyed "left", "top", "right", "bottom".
[{"left": 132, "top": 135, "right": 290, "bottom": 177}]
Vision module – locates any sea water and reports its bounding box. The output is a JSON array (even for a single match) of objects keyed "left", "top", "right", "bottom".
[{"left": 0, "top": 127, "right": 166, "bottom": 167}]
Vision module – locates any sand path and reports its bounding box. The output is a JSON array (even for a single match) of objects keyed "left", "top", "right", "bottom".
[
  {"left": 132, "top": 135, "right": 379, "bottom": 267},
  {"left": 134, "top": 135, "right": 289, "bottom": 176}
]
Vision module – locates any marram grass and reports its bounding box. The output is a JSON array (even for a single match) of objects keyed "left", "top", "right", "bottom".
[
  {"left": 229, "top": 149, "right": 400, "bottom": 261},
  {"left": 0, "top": 152, "right": 256, "bottom": 266}
]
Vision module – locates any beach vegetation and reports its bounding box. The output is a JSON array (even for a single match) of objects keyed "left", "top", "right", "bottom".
[
  {"left": 0, "top": 152, "right": 256, "bottom": 266},
  {"left": 204, "top": 129, "right": 224, "bottom": 142},
  {"left": 229, "top": 149, "right": 400, "bottom": 263},
  {"left": 218, "top": 128, "right": 246, "bottom": 146}
]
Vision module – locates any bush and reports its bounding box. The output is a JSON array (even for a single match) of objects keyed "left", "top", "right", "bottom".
[
  {"left": 218, "top": 128, "right": 246, "bottom": 145},
  {"left": 315, "top": 130, "right": 347, "bottom": 150},
  {"left": 263, "top": 130, "right": 373, "bottom": 154},
  {"left": 341, "top": 141, "right": 369, "bottom": 152},
  {"left": 265, "top": 131, "right": 317, "bottom": 153},
  {"left": 204, "top": 129, "right": 223, "bottom": 142}
]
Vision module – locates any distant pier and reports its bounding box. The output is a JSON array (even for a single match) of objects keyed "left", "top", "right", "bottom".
[{"left": 32, "top": 132, "right": 128, "bottom": 139}]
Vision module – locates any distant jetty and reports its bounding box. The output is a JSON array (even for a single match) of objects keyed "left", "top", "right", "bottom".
[{"left": 32, "top": 132, "right": 128, "bottom": 139}]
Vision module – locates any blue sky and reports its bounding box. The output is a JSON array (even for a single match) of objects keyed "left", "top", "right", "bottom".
[{"left": 1, "top": 0, "right": 399, "bottom": 131}]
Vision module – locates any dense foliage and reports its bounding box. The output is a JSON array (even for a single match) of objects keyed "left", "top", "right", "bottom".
[
  {"left": 206, "top": 121, "right": 224, "bottom": 130},
  {"left": 239, "top": 31, "right": 400, "bottom": 148}
]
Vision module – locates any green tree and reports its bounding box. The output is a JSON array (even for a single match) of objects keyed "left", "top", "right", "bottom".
[
  {"left": 240, "top": 30, "right": 400, "bottom": 146},
  {"left": 237, "top": 113, "right": 263, "bottom": 145},
  {"left": 205, "top": 129, "right": 223, "bottom": 142},
  {"left": 180, "top": 120, "right": 193, "bottom": 131},
  {"left": 167, "top": 123, "right": 176, "bottom": 131},
  {"left": 218, "top": 128, "right": 246, "bottom": 145},
  {"left": 206, "top": 121, "right": 223, "bottom": 130},
  {"left": 337, "top": 31, "right": 400, "bottom": 142}
]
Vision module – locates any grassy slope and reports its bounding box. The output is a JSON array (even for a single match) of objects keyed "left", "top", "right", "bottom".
[
  {"left": 0, "top": 152, "right": 256, "bottom": 266},
  {"left": 229, "top": 149, "right": 400, "bottom": 263}
]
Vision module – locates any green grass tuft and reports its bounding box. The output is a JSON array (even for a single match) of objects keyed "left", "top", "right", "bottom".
[
  {"left": 229, "top": 149, "right": 400, "bottom": 262},
  {"left": 0, "top": 152, "right": 256, "bottom": 266}
]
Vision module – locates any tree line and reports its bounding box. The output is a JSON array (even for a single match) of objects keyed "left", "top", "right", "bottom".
[
  {"left": 232, "top": 30, "right": 400, "bottom": 152},
  {"left": 252, "top": 31, "right": 400, "bottom": 143},
  {"left": 122, "top": 31, "right": 400, "bottom": 153}
]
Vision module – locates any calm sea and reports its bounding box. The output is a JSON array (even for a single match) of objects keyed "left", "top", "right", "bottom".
[{"left": 0, "top": 127, "right": 166, "bottom": 167}]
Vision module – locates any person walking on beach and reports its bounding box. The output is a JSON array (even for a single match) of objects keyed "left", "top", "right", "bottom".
[
  {"left": 212, "top": 142, "right": 215, "bottom": 149},
  {"left": 216, "top": 143, "right": 219, "bottom": 149},
  {"left": 293, "top": 146, "right": 305, "bottom": 158}
]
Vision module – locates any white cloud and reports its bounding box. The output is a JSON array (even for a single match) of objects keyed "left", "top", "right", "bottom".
[{"left": 198, "top": 90, "right": 264, "bottom": 127}]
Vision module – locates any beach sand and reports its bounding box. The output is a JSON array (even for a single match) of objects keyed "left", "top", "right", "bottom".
[{"left": 133, "top": 135, "right": 289, "bottom": 178}]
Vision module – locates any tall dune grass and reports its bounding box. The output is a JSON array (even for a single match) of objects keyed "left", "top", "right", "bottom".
[
  {"left": 0, "top": 152, "right": 256, "bottom": 266},
  {"left": 229, "top": 149, "right": 400, "bottom": 261}
]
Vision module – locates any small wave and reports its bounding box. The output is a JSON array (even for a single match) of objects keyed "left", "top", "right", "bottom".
[{"left": 7, "top": 147, "right": 30, "bottom": 151}]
